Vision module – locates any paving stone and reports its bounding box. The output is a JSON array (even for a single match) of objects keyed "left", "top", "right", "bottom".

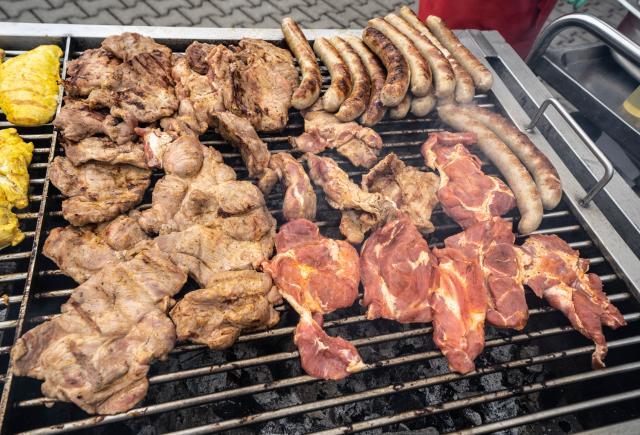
[
  {"left": 74, "top": 0, "right": 124, "bottom": 17},
  {"left": 83, "top": 9, "right": 121, "bottom": 25},
  {"left": 148, "top": 0, "right": 191, "bottom": 16},
  {"left": 35, "top": 1, "right": 87, "bottom": 22},
  {"left": 178, "top": 2, "right": 224, "bottom": 25},
  {"left": 252, "top": 13, "right": 282, "bottom": 29},
  {"left": 208, "top": 7, "right": 254, "bottom": 28},
  {"left": 116, "top": 2, "right": 156, "bottom": 25},
  {"left": 240, "top": 1, "right": 281, "bottom": 23},
  {"left": 146, "top": 9, "right": 192, "bottom": 27},
  {"left": 1, "top": 0, "right": 49, "bottom": 17},
  {"left": 9, "top": 9, "right": 41, "bottom": 23}
]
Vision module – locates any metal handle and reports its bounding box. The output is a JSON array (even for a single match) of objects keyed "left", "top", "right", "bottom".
[
  {"left": 525, "top": 98, "right": 614, "bottom": 207},
  {"left": 527, "top": 13, "right": 640, "bottom": 68}
]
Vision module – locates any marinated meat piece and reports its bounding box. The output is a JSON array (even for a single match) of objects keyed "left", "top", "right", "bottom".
[
  {"left": 258, "top": 152, "right": 316, "bottom": 221},
  {"left": 444, "top": 217, "right": 529, "bottom": 330},
  {"left": 291, "top": 111, "right": 383, "bottom": 168},
  {"left": 43, "top": 214, "right": 149, "bottom": 283},
  {"left": 168, "top": 54, "right": 225, "bottom": 135},
  {"left": 54, "top": 98, "right": 136, "bottom": 144},
  {"left": 64, "top": 48, "right": 121, "bottom": 97},
  {"left": 88, "top": 36, "right": 178, "bottom": 124},
  {"left": 185, "top": 41, "right": 215, "bottom": 75},
  {"left": 62, "top": 136, "right": 147, "bottom": 169},
  {"left": 362, "top": 153, "right": 439, "bottom": 234},
  {"left": 422, "top": 131, "right": 515, "bottom": 229},
  {"left": 170, "top": 270, "right": 280, "bottom": 349},
  {"left": 262, "top": 219, "right": 364, "bottom": 379},
  {"left": 228, "top": 39, "right": 298, "bottom": 132},
  {"left": 306, "top": 153, "right": 397, "bottom": 243},
  {"left": 154, "top": 223, "right": 275, "bottom": 288},
  {"left": 431, "top": 246, "right": 488, "bottom": 374},
  {"left": 137, "top": 127, "right": 203, "bottom": 177},
  {"left": 206, "top": 45, "right": 235, "bottom": 111},
  {"left": 360, "top": 214, "right": 437, "bottom": 323},
  {"left": 49, "top": 157, "right": 150, "bottom": 226},
  {"left": 521, "top": 235, "right": 626, "bottom": 368},
  {"left": 11, "top": 248, "right": 187, "bottom": 415},
  {"left": 211, "top": 111, "right": 271, "bottom": 178}
]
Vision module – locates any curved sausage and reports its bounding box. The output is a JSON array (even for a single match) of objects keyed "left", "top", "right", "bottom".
[
  {"left": 362, "top": 27, "right": 409, "bottom": 107},
  {"left": 313, "top": 37, "right": 352, "bottom": 113},
  {"left": 343, "top": 36, "right": 387, "bottom": 126},
  {"left": 426, "top": 15, "right": 493, "bottom": 92},
  {"left": 398, "top": 6, "right": 475, "bottom": 103},
  {"left": 389, "top": 93, "right": 411, "bottom": 119},
  {"left": 368, "top": 17, "right": 431, "bottom": 97},
  {"left": 460, "top": 105, "right": 562, "bottom": 209},
  {"left": 385, "top": 13, "right": 454, "bottom": 99},
  {"left": 329, "top": 37, "right": 370, "bottom": 122},
  {"left": 438, "top": 104, "right": 543, "bottom": 234},
  {"left": 410, "top": 92, "right": 437, "bottom": 117},
  {"left": 281, "top": 17, "right": 322, "bottom": 110}
]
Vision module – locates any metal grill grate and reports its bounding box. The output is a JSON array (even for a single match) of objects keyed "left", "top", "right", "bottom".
[{"left": 0, "top": 28, "right": 639, "bottom": 435}]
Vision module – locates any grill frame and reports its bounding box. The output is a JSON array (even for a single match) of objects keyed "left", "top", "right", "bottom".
[{"left": 0, "top": 22, "right": 639, "bottom": 434}]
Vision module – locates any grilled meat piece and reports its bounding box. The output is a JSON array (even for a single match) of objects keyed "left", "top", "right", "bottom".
[
  {"left": 49, "top": 157, "right": 150, "bottom": 226},
  {"left": 362, "top": 153, "right": 439, "bottom": 234},
  {"left": 11, "top": 248, "right": 187, "bottom": 415},
  {"left": 422, "top": 131, "right": 515, "bottom": 229},
  {"left": 54, "top": 98, "right": 137, "bottom": 144},
  {"left": 137, "top": 127, "right": 203, "bottom": 177},
  {"left": 185, "top": 41, "right": 215, "bottom": 75},
  {"left": 64, "top": 48, "right": 121, "bottom": 97},
  {"left": 306, "top": 153, "right": 397, "bottom": 243},
  {"left": 228, "top": 39, "right": 297, "bottom": 132},
  {"left": 43, "top": 214, "right": 149, "bottom": 283},
  {"left": 444, "top": 217, "right": 529, "bottom": 330},
  {"left": 211, "top": 111, "right": 271, "bottom": 178},
  {"left": 262, "top": 219, "right": 364, "bottom": 379},
  {"left": 521, "top": 235, "right": 626, "bottom": 368},
  {"left": 291, "top": 111, "right": 383, "bottom": 168},
  {"left": 170, "top": 270, "right": 280, "bottom": 350},
  {"left": 62, "top": 136, "right": 147, "bottom": 168},
  {"left": 361, "top": 214, "right": 437, "bottom": 323},
  {"left": 88, "top": 34, "right": 177, "bottom": 124},
  {"left": 258, "top": 152, "right": 316, "bottom": 221},
  {"left": 431, "top": 245, "right": 488, "bottom": 374}
]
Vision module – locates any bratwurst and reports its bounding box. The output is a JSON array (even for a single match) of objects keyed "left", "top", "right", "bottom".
[
  {"left": 329, "top": 36, "right": 371, "bottom": 122},
  {"left": 281, "top": 17, "right": 322, "bottom": 109},
  {"left": 313, "top": 37, "right": 352, "bottom": 113},
  {"left": 362, "top": 27, "right": 409, "bottom": 107}
]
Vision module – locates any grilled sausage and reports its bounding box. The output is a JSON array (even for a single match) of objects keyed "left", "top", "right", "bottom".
[
  {"left": 426, "top": 15, "right": 493, "bottom": 92},
  {"left": 398, "top": 6, "right": 474, "bottom": 103},
  {"left": 313, "top": 37, "right": 352, "bottom": 113},
  {"left": 362, "top": 27, "right": 409, "bottom": 107},
  {"left": 369, "top": 17, "right": 431, "bottom": 97},
  {"left": 460, "top": 105, "right": 562, "bottom": 209},
  {"left": 438, "top": 104, "right": 543, "bottom": 234},
  {"left": 389, "top": 93, "right": 411, "bottom": 119},
  {"left": 281, "top": 17, "right": 322, "bottom": 110},
  {"left": 343, "top": 36, "right": 387, "bottom": 126},
  {"left": 385, "top": 13, "right": 454, "bottom": 99},
  {"left": 329, "top": 37, "right": 370, "bottom": 122},
  {"left": 411, "top": 92, "right": 437, "bottom": 117}
]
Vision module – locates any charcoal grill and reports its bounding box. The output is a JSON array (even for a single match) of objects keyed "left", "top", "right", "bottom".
[{"left": 1, "top": 22, "right": 640, "bottom": 434}]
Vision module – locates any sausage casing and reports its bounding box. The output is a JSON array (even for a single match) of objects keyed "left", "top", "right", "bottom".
[
  {"left": 369, "top": 17, "right": 431, "bottom": 97},
  {"left": 389, "top": 93, "right": 411, "bottom": 119},
  {"left": 438, "top": 104, "right": 543, "bottom": 234},
  {"left": 281, "top": 17, "right": 322, "bottom": 109},
  {"left": 313, "top": 37, "right": 352, "bottom": 113},
  {"left": 343, "top": 36, "right": 387, "bottom": 126},
  {"left": 410, "top": 92, "right": 437, "bottom": 117},
  {"left": 362, "top": 27, "right": 409, "bottom": 107},
  {"left": 385, "top": 13, "right": 454, "bottom": 99},
  {"left": 329, "top": 37, "right": 370, "bottom": 122},
  {"left": 426, "top": 15, "right": 493, "bottom": 92}
]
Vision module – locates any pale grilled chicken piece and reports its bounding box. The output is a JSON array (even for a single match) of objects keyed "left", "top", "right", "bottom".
[
  {"left": 11, "top": 248, "right": 187, "bottom": 415},
  {"left": 170, "top": 270, "right": 281, "bottom": 350},
  {"left": 258, "top": 152, "right": 316, "bottom": 221},
  {"left": 136, "top": 127, "right": 204, "bottom": 177},
  {"left": 290, "top": 110, "right": 383, "bottom": 168},
  {"left": 422, "top": 131, "right": 515, "bottom": 229},
  {"left": 444, "top": 217, "right": 529, "bottom": 330},
  {"left": 360, "top": 214, "right": 437, "bottom": 323},
  {"left": 521, "top": 234, "right": 626, "bottom": 368},
  {"left": 43, "top": 214, "right": 149, "bottom": 283},
  {"left": 431, "top": 245, "right": 488, "bottom": 374},
  {"left": 262, "top": 219, "right": 364, "bottom": 379},
  {"left": 49, "top": 157, "right": 150, "bottom": 226},
  {"left": 306, "top": 153, "right": 397, "bottom": 243},
  {"left": 64, "top": 48, "right": 121, "bottom": 97},
  {"left": 362, "top": 153, "right": 439, "bottom": 234}
]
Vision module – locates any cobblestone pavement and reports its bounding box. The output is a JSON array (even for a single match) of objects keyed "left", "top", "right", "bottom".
[{"left": 0, "top": 0, "right": 628, "bottom": 48}]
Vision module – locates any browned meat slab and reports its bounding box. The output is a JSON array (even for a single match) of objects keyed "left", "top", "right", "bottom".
[
  {"left": 62, "top": 136, "right": 147, "bottom": 168},
  {"left": 64, "top": 48, "right": 121, "bottom": 97}
]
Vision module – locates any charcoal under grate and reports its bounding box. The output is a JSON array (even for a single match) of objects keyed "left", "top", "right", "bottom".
[{"left": 0, "top": 27, "right": 639, "bottom": 435}]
